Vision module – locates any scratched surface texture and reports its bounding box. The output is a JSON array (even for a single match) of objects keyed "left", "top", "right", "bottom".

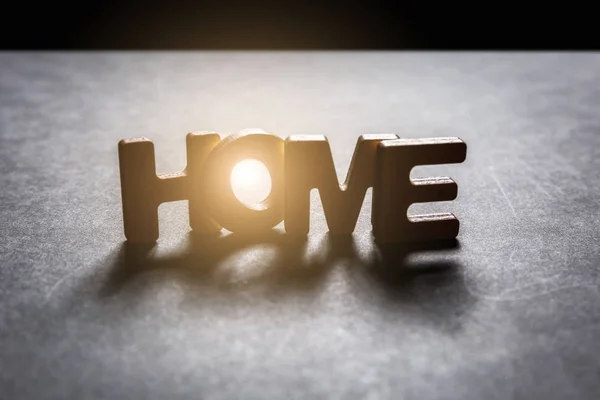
[{"left": 1, "top": 52, "right": 599, "bottom": 400}]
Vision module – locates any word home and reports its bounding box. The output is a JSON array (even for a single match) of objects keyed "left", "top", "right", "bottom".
[{"left": 118, "top": 129, "right": 467, "bottom": 243}]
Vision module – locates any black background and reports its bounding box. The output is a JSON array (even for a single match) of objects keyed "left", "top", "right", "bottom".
[{"left": 2, "top": 0, "right": 599, "bottom": 49}]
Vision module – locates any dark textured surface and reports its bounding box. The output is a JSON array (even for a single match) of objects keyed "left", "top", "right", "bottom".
[{"left": 1, "top": 52, "right": 599, "bottom": 399}]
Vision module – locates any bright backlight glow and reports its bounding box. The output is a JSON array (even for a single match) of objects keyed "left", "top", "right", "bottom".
[{"left": 230, "top": 159, "right": 272, "bottom": 207}]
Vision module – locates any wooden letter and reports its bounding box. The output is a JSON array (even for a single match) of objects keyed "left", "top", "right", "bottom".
[
  {"left": 118, "top": 138, "right": 189, "bottom": 243},
  {"left": 372, "top": 137, "right": 467, "bottom": 243},
  {"left": 186, "top": 132, "right": 221, "bottom": 235},
  {"left": 202, "top": 129, "right": 285, "bottom": 233},
  {"left": 118, "top": 133, "right": 220, "bottom": 242},
  {"left": 284, "top": 134, "right": 399, "bottom": 235}
]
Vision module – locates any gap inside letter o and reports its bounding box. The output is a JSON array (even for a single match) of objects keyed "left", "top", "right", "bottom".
[{"left": 203, "top": 129, "right": 284, "bottom": 233}]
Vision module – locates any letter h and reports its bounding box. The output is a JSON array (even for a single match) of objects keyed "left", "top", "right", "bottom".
[{"left": 118, "top": 133, "right": 221, "bottom": 243}]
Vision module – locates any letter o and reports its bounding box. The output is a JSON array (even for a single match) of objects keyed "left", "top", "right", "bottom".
[{"left": 202, "top": 129, "right": 284, "bottom": 233}]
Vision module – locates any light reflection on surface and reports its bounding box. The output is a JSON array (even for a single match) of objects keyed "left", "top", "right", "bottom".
[{"left": 230, "top": 159, "right": 272, "bottom": 207}]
